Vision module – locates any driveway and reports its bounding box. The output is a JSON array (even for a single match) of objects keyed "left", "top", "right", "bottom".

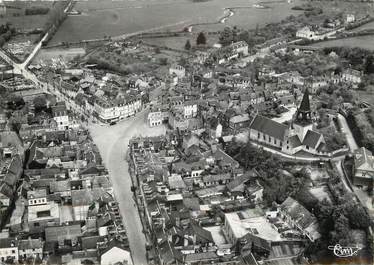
[{"left": 89, "top": 109, "right": 166, "bottom": 265}]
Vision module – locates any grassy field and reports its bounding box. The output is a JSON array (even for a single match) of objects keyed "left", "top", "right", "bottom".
[
  {"left": 143, "top": 33, "right": 220, "bottom": 50},
  {"left": 50, "top": 0, "right": 302, "bottom": 44},
  {"left": 0, "top": 1, "right": 53, "bottom": 31},
  {"left": 33, "top": 47, "right": 86, "bottom": 64},
  {"left": 311, "top": 36, "right": 374, "bottom": 51}
]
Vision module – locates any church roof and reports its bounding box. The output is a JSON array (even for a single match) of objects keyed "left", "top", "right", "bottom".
[
  {"left": 250, "top": 115, "right": 288, "bottom": 140},
  {"left": 298, "top": 88, "right": 311, "bottom": 113},
  {"left": 288, "top": 135, "right": 302, "bottom": 148},
  {"left": 302, "top": 130, "right": 322, "bottom": 149}
]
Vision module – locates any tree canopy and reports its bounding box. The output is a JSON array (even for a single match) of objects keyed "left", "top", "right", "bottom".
[{"left": 196, "top": 32, "right": 207, "bottom": 45}]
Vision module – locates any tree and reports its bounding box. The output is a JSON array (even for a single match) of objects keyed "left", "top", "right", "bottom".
[
  {"left": 331, "top": 214, "right": 352, "bottom": 245},
  {"left": 196, "top": 32, "right": 207, "bottom": 45},
  {"left": 345, "top": 202, "right": 371, "bottom": 229},
  {"left": 33, "top": 96, "right": 47, "bottom": 112},
  {"left": 219, "top": 27, "right": 233, "bottom": 46},
  {"left": 364, "top": 55, "right": 374, "bottom": 74},
  {"left": 184, "top": 39, "right": 191, "bottom": 50}
]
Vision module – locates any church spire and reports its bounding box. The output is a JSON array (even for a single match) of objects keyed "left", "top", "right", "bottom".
[{"left": 295, "top": 88, "right": 312, "bottom": 125}]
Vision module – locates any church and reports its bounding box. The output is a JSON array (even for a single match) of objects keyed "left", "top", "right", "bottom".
[{"left": 249, "top": 89, "right": 328, "bottom": 156}]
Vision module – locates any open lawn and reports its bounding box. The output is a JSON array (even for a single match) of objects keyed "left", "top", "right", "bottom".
[
  {"left": 50, "top": 0, "right": 302, "bottom": 44},
  {"left": 33, "top": 47, "right": 86, "bottom": 64},
  {"left": 311, "top": 35, "right": 374, "bottom": 51}
]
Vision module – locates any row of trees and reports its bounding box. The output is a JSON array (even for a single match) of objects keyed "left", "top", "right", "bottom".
[
  {"left": 41, "top": 1, "right": 68, "bottom": 45},
  {"left": 25, "top": 7, "right": 50, "bottom": 16},
  {"left": 184, "top": 32, "right": 207, "bottom": 50}
]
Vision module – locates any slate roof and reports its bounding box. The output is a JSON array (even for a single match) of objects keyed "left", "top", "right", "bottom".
[
  {"left": 81, "top": 235, "right": 105, "bottom": 250},
  {"left": 354, "top": 147, "right": 374, "bottom": 171},
  {"left": 211, "top": 148, "right": 239, "bottom": 168},
  {"left": 298, "top": 88, "right": 311, "bottom": 113},
  {"left": 168, "top": 175, "right": 187, "bottom": 190},
  {"left": 190, "top": 223, "right": 214, "bottom": 243},
  {"left": 302, "top": 130, "right": 322, "bottom": 149},
  {"left": 158, "top": 240, "right": 177, "bottom": 265},
  {"left": 183, "top": 197, "right": 200, "bottom": 211},
  {"left": 4, "top": 155, "right": 22, "bottom": 187},
  {"left": 50, "top": 180, "right": 71, "bottom": 193},
  {"left": 241, "top": 233, "right": 272, "bottom": 252},
  {"left": 184, "top": 251, "right": 218, "bottom": 262},
  {"left": 226, "top": 171, "right": 257, "bottom": 192},
  {"left": 280, "top": 197, "right": 318, "bottom": 230},
  {"left": 45, "top": 223, "right": 82, "bottom": 242},
  {"left": 202, "top": 173, "right": 232, "bottom": 183},
  {"left": 18, "top": 238, "right": 43, "bottom": 250},
  {"left": 250, "top": 115, "right": 288, "bottom": 140},
  {"left": 71, "top": 189, "right": 112, "bottom": 207},
  {"left": 288, "top": 135, "right": 302, "bottom": 148},
  {"left": 230, "top": 114, "right": 250, "bottom": 124},
  {"left": 0, "top": 238, "right": 17, "bottom": 248},
  {"left": 0, "top": 182, "right": 14, "bottom": 199}
]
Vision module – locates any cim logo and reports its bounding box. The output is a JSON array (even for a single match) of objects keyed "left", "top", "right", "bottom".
[{"left": 328, "top": 244, "right": 362, "bottom": 258}]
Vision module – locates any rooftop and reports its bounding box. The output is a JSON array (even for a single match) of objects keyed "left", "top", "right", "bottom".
[
  {"left": 250, "top": 115, "right": 288, "bottom": 140},
  {"left": 225, "top": 208, "right": 284, "bottom": 242},
  {"left": 28, "top": 202, "right": 60, "bottom": 222}
]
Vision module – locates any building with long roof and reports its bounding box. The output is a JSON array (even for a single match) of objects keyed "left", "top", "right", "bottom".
[{"left": 249, "top": 89, "right": 328, "bottom": 156}]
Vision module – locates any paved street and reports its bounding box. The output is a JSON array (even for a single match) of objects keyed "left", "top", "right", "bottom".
[
  {"left": 334, "top": 159, "right": 353, "bottom": 193},
  {"left": 89, "top": 110, "right": 166, "bottom": 265},
  {"left": 337, "top": 113, "right": 359, "bottom": 152}
]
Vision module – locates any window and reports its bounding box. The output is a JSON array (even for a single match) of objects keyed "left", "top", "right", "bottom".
[
  {"left": 257, "top": 133, "right": 260, "bottom": 139},
  {"left": 306, "top": 146, "right": 309, "bottom": 150},
  {"left": 263, "top": 135, "right": 265, "bottom": 140},
  {"left": 274, "top": 139, "right": 277, "bottom": 145},
  {"left": 11, "top": 250, "right": 15, "bottom": 254},
  {"left": 269, "top": 136, "right": 271, "bottom": 143},
  {"left": 34, "top": 222, "right": 40, "bottom": 227}
]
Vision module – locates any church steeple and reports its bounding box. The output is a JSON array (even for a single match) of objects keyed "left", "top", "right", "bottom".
[{"left": 295, "top": 88, "right": 312, "bottom": 125}]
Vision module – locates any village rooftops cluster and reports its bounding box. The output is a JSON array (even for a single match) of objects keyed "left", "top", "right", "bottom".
[
  {"left": 129, "top": 130, "right": 321, "bottom": 265},
  {"left": 29, "top": 59, "right": 161, "bottom": 124},
  {"left": 0, "top": 107, "right": 132, "bottom": 265}
]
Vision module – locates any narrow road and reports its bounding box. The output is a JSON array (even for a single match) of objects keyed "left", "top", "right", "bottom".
[
  {"left": 337, "top": 113, "right": 359, "bottom": 152},
  {"left": 89, "top": 110, "right": 166, "bottom": 265},
  {"left": 334, "top": 159, "right": 353, "bottom": 193}
]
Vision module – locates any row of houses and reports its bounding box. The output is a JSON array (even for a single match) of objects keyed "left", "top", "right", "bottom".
[
  {"left": 129, "top": 130, "right": 320, "bottom": 265},
  {"left": 0, "top": 104, "right": 133, "bottom": 265}
]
